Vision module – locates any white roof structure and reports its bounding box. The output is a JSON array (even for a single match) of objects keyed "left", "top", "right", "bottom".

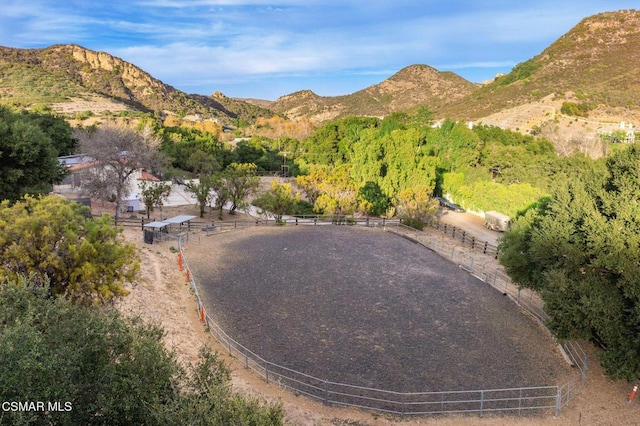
[
  {"left": 164, "top": 215, "right": 197, "bottom": 224},
  {"left": 143, "top": 221, "right": 170, "bottom": 229}
]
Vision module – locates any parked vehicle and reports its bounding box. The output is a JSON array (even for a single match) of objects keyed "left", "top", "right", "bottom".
[
  {"left": 435, "top": 197, "right": 465, "bottom": 213},
  {"left": 483, "top": 211, "right": 511, "bottom": 232}
]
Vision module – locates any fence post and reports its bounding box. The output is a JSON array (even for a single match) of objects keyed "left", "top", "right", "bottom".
[
  {"left": 324, "top": 380, "right": 329, "bottom": 405},
  {"left": 518, "top": 387, "right": 523, "bottom": 415},
  {"left": 479, "top": 390, "right": 484, "bottom": 418},
  {"left": 244, "top": 349, "right": 249, "bottom": 369},
  {"left": 554, "top": 388, "right": 562, "bottom": 417},
  {"left": 265, "top": 365, "right": 269, "bottom": 384}
]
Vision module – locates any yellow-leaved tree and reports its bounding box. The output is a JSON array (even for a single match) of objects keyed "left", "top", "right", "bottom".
[
  {"left": 0, "top": 195, "right": 139, "bottom": 305},
  {"left": 395, "top": 186, "right": 438, "bottom": 230},
  {"left": 313, "top": 165, "right": 358, "bottom": 219},
  {"left": 253, "top": 181, "right": 300, "bottom": 222}
]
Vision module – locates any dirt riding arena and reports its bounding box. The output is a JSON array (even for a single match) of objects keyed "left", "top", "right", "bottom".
[{"left": 186, "top": 225, "right": 573, "bottom": 396}]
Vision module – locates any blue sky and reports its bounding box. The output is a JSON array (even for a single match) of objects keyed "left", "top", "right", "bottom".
[{"left": 1, "top": 1, "right": 637, "bottom": 100}]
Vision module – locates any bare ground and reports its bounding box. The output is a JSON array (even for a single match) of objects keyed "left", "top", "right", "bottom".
[
  {"left": 187, "top": 226, "right": 573, "bottom": 394},
  {"left": 116, "top": 205, "right": 640, "bottom": 425}
]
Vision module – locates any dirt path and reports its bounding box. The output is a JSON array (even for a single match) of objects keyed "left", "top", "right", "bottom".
[{"left": 117, "top": 222, "right": 639, "bottom": 426}]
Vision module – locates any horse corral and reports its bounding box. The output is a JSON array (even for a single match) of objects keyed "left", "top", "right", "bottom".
[{"left": 186, "top": 225, "right": 573, "bottom": 402}]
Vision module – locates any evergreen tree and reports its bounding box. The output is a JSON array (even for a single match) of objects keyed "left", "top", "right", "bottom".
[
  {"left": 0, "top": 106, "right": 66, "bottom": 201},
  {"left": 499, "top": 144, "right": 640, "bottom": 380}
]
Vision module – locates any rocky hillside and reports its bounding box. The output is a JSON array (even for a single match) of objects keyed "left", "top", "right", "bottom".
[
  {"left": 441, "top": 10, "right": 640, "bottom": 123},
  {"left": 0, "top": 44, "right": 274, "bottom": 124},
  {"left": 271, "top": 65, "right": 477, "bottom": 124}
]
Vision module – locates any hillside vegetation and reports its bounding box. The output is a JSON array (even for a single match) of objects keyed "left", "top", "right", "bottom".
[{"left": 439, "top": 10, "right": 640, "bottom": 120}]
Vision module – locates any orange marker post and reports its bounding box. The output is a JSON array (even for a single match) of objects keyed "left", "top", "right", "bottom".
[
  {"left": 200, "top": 305, "right": 205, "bottom": 322},
  {"left": 186, "top": 269, "right": 190, "bottom": 282},
  {"left": 628, "top": 383, "right": 639, "bottom": 404},
  {"left": 178, "top": 253, "right": 183, "bottom": 271}
]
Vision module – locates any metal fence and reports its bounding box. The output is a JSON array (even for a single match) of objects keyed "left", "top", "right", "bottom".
[{"left": 172, "top": 219, "right": 586, "bottom": 418}]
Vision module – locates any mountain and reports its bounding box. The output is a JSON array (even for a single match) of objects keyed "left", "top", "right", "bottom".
[
  {"left": 271, "top": 9, "right": 640, "bottom": 140},
  {"left": 2, "top": 9, "right": 640, "bottom": 138},
  {"left": 438, "top": 10, "right": 640, "bottom": 127},
  {"left": 270, "top": 65, "right": 477, "bottom": 124},
  {"left": 0, "top": 44, "right": 274, "bottom": 124}
]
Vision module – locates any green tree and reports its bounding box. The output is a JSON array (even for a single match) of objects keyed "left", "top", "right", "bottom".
[
  {"left": 295, "top": 165, "right": 327, "bottom": 205},
  {"left": 253, "top": 181, "right": 300, "bottom": 222},
  {"left": 185, "top": 176, "right": 215, "bottom": 218},
  {"left": 21, "top": 110, "right": 76, "bottom": 156},
  {"left": 186, "top": 148, "right": 221, "bottom": 175},
  {"left": 0, "top": 195, "right": 139, "bottom": 305},
  {"left": 140, "top": 180, "right": 172, "bottom": 219},
  {"left": 152, "top": 346, "right": 284, "bottom": 425},
  {"left": 358, "top": 181, "right": 389, "bottom": 216},
  {"left": 0, "top": 106, "right": 66, "bottom": 201},
  {"left": 160, "top": 126, "right": 230, "bottom": 173},
  {"left": 224, "top": 163, "right": 260, "bottom": 214},
  {"left": 499, "top": 144, "right": 640, "bottom": 380},
  {"left": 395, "top": 186, "right": 438, "bottom": 230},
  {"left": 209, "top": 173, "right": 231, "bottom": 220}
]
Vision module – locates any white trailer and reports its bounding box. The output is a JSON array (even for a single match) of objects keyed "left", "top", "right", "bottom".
[{"left": 483, "top": 211, "right": 511, "bottom": 232}]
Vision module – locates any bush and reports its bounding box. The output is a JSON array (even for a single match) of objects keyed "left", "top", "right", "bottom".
[
  {"left": 560, "top": 101, "right": 596, "bottom": 117},
  {"left": 0, "top": 280, "right": 284, "bottom": 425},
  {"left": 401, "top": 217, "right": 424, "bottom": 230}
]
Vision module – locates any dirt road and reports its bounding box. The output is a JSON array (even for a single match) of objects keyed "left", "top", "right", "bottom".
[{"left": 436, "top": 209, "right": 502, "bottom": 246}]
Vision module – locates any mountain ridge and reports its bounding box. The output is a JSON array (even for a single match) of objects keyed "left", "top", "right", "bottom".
[
  {"left": 1, "top": 9, "right": 640, "bottom": 141},
  {"left": 270, "top": 64, "right": 478, "bottom": 124},
  {"left": 0, "top": 44, "right": 275, "bottom": 124}
]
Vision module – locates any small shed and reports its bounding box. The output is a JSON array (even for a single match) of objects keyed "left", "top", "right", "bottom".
[{"left": 142, "top": 220, "right": 170, "bottom": 244}]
